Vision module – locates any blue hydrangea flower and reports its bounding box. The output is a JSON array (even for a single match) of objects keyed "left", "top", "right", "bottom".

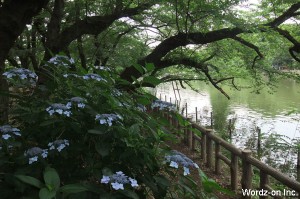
[
  {"left": 48, "top": 139, "right": 69, "bottom": 152},
  {"left": 82, "top": 74, "right": 107, "bottom": 82},
  {"left": 95, "top": 114, "right": 122, "bottom": 126},
  {"left": 101, "top": 176, "right": 110, "bottom": 184},
  {"left": 2, "top": 68, "right": 38, "bottom": 86},
  {"left": 0, "top": 125, "right": 21, "bottom": 140},
  {"left": 151, "top": 100, "right": 176, "bottom": 111},
  {"left": 46, "top": 103, "right": 72, "bottom": 117},
  {"left": 137, "top": 104, "right": 147, "bottom": 112},
  {"left": 165, "top": 150, "right": 199, "bottom": 176},
  {"left": 48, "top": 55, "right": 75, "bottom": 67},
  {"left": 24, "top": 147, "right": 48, "bottom": 164},
  {"left": 95, "top": 66, "right": 111, "bottom": 71},
  {"left": 100, "top": 171, "right": 138, "bottom": 190},
  {"left": 63, "top": 73, "right": 79, "bottom": 78},
  {"left": 3, "top": 68, "right": 37, "bottom": 80},
  {"left": 112, "top": 89, "right": 122, "bottom": 97},
  {"left": 67, "top": 97, "right": 86, "bottom": 108}
]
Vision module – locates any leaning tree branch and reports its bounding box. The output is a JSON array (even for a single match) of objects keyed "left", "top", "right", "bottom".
[
  {"left": 120, "top": 2, "right": 300, "bottom": 81},
  {"left": 273, "top": 27, "right": 300, "bottom": 62},
  {"left": 232, "top": 36, "right": 264, "bottom": 58}
]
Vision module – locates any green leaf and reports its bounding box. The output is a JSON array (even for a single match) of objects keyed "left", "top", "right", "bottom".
[
  {"left": 143, "top": 76, "right": 161, "bottom": 86},
  {"left": 43, "top": 167, "right": 60, "bottom": 191},
  {"left": 145, "top": 63, "right": 155, "bottom": 72},
  {"left": 39, "top": 187, "right": 56, "bottom": 199},
  {"left": 39, "top": 119, "right": 61, "bottom": 127},
  {"left": 129, "top": 123, "right": 140, "bottom": 134},
  {"left": 95, "top": 143, "right": 110, "bottom": 157},
  {"left": 133, "top": 63, "right": 145, "bottom": 75},
  {"left": 88, "top": 129, "right": 106, "bottom": 135},
  {"left": 119, "top": 190, "right": 139, "bottom": 199},
  {"left": 59, "top": 184, "right": 88, "bottom": 194},
  {"left": 15, "top": 175, "right": 43, "bottom": 189}
]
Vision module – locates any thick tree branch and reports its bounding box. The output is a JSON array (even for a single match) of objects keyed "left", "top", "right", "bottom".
[
  {"left": 266, "top": 2, "right": 300, "bottom": 27},
  {"left": 120, "top": 2, "right": 300, "bottom": 81},
  {"left": 53, "top": 2, "right": 155, "bottom": 54}
]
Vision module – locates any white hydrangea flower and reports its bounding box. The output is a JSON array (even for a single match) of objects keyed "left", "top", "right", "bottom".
[{"left": 2, "top": 68, "right": 38, "bottom": 86}]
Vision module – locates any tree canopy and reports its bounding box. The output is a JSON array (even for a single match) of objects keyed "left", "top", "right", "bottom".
[{"left": 0, "top": 0, "right": 299, "bottom": 117}]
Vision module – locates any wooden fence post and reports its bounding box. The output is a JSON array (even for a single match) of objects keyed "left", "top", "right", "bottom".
[
  {"left": 242, "top": 150, "right": 253, "bottom": 199},
  {"left": 187, "top": 118, "right": 193, "bottom": 150},
  {"left": 228, "top": 119, "right": 232, "bottom": 139},
  {"left": 297, "top": 148, "right": 300, "bottom": 182},
  {"left": 195, "top": 107, "right": 198, "bottom": 123},
  {"left": 206, "top": 129, "right": 213, "bottom": 168},
  {"left": 210, "top": 111, "right": 213, "bottom": 128},
  {"left": 201, "top": 130, "right": 207, "bottom": 164},
  {"left": 231, "top": 153, "right": 238, "bottom": 191},
  {"left": 260, "top": 171, "right": 269, "bottom": 199},
  {"left": 257, "top": 127, "right": 261, "bottom": 159},
  {"left": 215, "top": 141, "right": 221, "bottom": 174},
  {"left": 185, "top": 103, "right": 188, "bottom": 118}
]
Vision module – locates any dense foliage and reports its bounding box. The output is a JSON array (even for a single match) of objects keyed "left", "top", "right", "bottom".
[{"left": 0, "top": 57, "right": 227, "bottom": 198}]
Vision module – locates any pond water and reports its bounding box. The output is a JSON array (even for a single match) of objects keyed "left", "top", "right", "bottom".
[{"left": 154, "top": 79, "right": 300, "bottom": 176}]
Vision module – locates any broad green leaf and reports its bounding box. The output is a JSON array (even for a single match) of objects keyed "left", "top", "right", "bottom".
[
  {"left": 15, "top": 175, "right": 43, "bottom": 189},
  {"left": 119, "top": 190, "right": 139, "bottom": 199},
  {"left": 143, "top": 76, "right": 161, "bottom": 86},
  {"left": 59, "top": 184, "right": 88, "bottom": 194},
  {"left": 88, "top": 129, "right": 106, "bottom": 135},
  {"left": 132, "top": 63, "right": 145, "bottom": 75},
  {"left": 145, "top": 63, "right": 155, "bottom": 72},
  {"left": 39, "top": 187, "right": 56, "bottom": 199},
  {"left": 95, "top": 143, "right": 110, "bottom": 157},
  {"left": 129, "top": 123, "right": 140, "bottom": 134},
  {"left": 43, "top": 167, "right": 60, "bottom": 191}
]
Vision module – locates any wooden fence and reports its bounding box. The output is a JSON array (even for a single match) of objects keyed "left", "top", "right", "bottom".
[{"left": 161, "top": 110, "right": 300, "bottom": 199}]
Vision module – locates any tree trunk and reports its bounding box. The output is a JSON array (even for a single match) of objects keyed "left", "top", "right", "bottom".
[
  {"left": 0, "top": 61, "right": 8, "bottom": 123},
  {"left": 0, "top": 0, "right": 49, "bottom": 123}
]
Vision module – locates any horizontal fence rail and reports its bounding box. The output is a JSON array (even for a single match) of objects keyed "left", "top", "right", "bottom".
[{"left": 157, "top": 107, "right": 300, "bottom": 199}]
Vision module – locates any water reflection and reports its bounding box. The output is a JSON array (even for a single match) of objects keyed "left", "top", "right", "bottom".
[{"left": 155, "top": 80, "right": 300, "bottom": 176}]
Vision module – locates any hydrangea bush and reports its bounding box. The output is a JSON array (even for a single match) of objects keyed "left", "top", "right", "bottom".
[{"left": 0, "top": 57, "right": 222, "bottom": 199}]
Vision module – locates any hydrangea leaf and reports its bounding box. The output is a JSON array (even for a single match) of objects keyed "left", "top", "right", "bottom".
[
  {"left": 88, "top": 129, "right": 106, "bottom": 135},
  {"left": 43, "top": 167, "right": 60, "bottom": 191},
  {"left": 39, "top": 187, "right": 56, "bottom": 199},
  {"left": 15, "top": 175, "right": 43, "bottom": 189},
  {"left": 119, "top": 190, "right": 139, "bottom": 199},
  {"left": 59, "top": 184, "right": 88, "bottom": 194}
]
